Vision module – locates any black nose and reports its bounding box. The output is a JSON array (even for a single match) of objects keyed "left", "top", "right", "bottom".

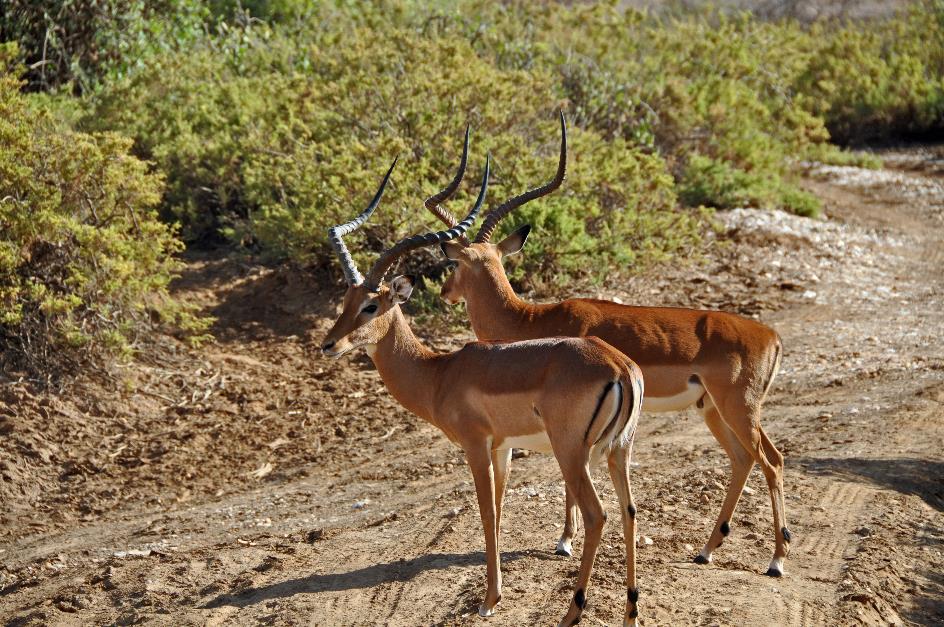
[{"left": 321, "top": 341, "right": 335, "bottom": 352}]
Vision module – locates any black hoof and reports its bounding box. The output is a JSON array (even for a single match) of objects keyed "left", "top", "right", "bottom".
[
  {"left": 555, "top": 547, "right": 571, "bottom": 556},
  {"left": 693, "top": 554, "right": 710, "bottom": 565},
  {"left": 765, "top": 567, "right": 784, "bottom": 578}
]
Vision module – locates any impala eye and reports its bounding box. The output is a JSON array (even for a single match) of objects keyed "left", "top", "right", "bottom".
[{"left": 361, "top": 303, "right": 378, "bottom": 314}]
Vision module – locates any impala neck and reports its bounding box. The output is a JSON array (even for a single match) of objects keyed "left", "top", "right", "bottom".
[
  {"left": 368, "top": 306, "right": 439, "bottom": 422},
  {"left": 465, "top": 261, "right": 536, "bottom": 341}
]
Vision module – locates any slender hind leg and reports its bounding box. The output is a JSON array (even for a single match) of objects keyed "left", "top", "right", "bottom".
[
  {"left": 556, "top": 455, "right": 606, "bottom": 627},
  {"left": 715, "top": 393, "right": 790, "bottom": 576},
  {"left": 608, "top": 443, "right": 640, "bottom": 627},
  {"left": 757, "top": 424, "right": 789, "bottom": 576},
  {"left": 695, "top": 396, "right": 755, "bottom": 565},
  {"left": 556, "top": 486, "right": 580, "bottom": 556}
]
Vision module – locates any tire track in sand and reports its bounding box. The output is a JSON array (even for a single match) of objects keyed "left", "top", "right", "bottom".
[
  {"left": 776, "top": 480, "right": 872, "bottom": 627},
  {"left": 799, "top": 481, "right": 867, "bottom": 560}
]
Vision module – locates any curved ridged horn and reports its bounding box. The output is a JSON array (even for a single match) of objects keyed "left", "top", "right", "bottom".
[
  {"left": 327, "top": 157, "right": 398, "bottom": 285},
  {"left": 474, "top": 110, "right": 567, "bottom": 244},
  {"left": 366, "top": 155, "right": 490, "bottom": 290},
  {"left": 425, "top": 125, "right": 470, "bottom": 246}
]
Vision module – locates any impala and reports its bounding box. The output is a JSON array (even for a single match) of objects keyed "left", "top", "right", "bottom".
[
  {"left": 427, "top": 113, "right": 790, "bottom": 577},
  {"left": 321, "top": 158, "right": 646, "bottom": 626}
]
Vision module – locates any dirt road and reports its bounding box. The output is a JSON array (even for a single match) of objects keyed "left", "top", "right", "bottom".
[{"left": 1, "top": 148, "right": 942, "bottom": 626}]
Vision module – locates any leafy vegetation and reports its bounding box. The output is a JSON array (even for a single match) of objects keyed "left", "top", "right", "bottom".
[
  {"left": 0, "top": 0, "right": 210, "bottom": 93},
  {"left": 78, "top": 17, "right": 701, "bottom": 287},
  {"left": 0, "top": 1, "right": 942, "bottom": 372},
  {"left": 798, "top": 2, "right": 944, "bottom": 143},
  {"left": 0, "top": 44, "right": 207, "bottom": 377}
]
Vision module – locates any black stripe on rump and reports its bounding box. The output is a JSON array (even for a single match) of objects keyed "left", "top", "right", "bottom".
[
  {"left": 584, "top": 380, "right": 615, "bottom": 443},
  {"left": 597, "top": 381, "right": 639, "bottom": 442},
  {"left": 593, "top": 379, "right": 629, "bottom": 446}
]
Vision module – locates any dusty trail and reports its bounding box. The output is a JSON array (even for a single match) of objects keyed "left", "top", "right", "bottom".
[{"left": 1, "top": 148, "right": 942, "bottom": 626}]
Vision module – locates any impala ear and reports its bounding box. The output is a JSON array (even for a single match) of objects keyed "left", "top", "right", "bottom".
[
  {"left": 497, "top": 224, "right": 531, "bottom": 256},
  {"left": 390, "top": 275, "right": 415, "bottom": 304},
  {"left": 440, "top": 241, "right": 464, "bottom": 261}
]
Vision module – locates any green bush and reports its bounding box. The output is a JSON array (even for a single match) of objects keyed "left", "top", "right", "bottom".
[
  {"left": 0, "top": 45, "right": 207, "bottom": 377},
  {"left": 798, "top": 1, "right": 944, "bottom": 143},
  {"left": 44, "top": 0, "right": 944, "bottom": 288},
  {"left": 679, "top": 154, "right": 819, "bottom": 216},
  {"left": 80, "top": 19, "right": 702, "bottom": 285},
  {"left": 0, "top": 0, "right": 210, "bottom": 93}
]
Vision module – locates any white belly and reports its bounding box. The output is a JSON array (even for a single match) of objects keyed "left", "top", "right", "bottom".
[
  {"left": 498, "top": 431, "right": 554, "bottom": 454},
  {"left": 641, "top": 380, "right": 706, "bottom": 412}
]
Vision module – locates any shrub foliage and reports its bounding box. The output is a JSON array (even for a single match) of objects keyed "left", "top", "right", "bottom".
[
  {"left": 80, "top": 18, "right": 702, "bottom": 286},
  {"left": 1, "top": 0, "right": 942, "bottom": 327},
  {"left": 0, "top": 45, "right": 205, "bottom": 376}
]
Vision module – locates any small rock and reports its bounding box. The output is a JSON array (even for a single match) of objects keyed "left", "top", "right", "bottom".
[
  {"left": 854, "top": 526, "right": 872, "bottom": 537},
  {"left": 56, "top": 601, "right": 77, "bottom": 613},
  {"left": 699, "top": 493, "right": 710, "bottom": 504},
  {"left": 446, "top": 507, "right": 462, "bottom": 518},
  {"left": 742, "top": 486, "right": 755, "bottom": 495},
  {"left": 639, "top": 536, "right": 654, "bottom": 547},
  {"left": 253, "top": 556, "right": 281, "bottom": 573},
  {"left": 113, "top": 549, "right": 152, "bottom": 558},
  {"left": 72, "top": 595, "right": 91, "bottom": 610},
  {"left": 352, "top": 499, "right": 370, "bottom": 509},
  {"left": 683, "top": 543, "right": 694, "bottom": 553}
]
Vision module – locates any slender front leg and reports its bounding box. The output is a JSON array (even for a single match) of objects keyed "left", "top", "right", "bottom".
[
  {"left": 492, "top": 448, "right": 512, "bottom": 535},
  {"left": 466, "top": 443, "right": 502, "bottom": 617},
  {"left": 556, "top": 486, "right": 580, "bottom": 556}
]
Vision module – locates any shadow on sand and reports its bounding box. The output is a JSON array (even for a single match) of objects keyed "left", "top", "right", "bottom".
[
  {"left": 797, "top": 455, "right": 944, "bottom": 512},
  {"left": 202, "top": 550, "right": 540, "bottom": 610},
  {"left": 170, "top": 252, "right": 340, "bottom": 342}
]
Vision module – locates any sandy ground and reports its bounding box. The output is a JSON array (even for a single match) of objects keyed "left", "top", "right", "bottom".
[{"left": 1, "top": 147, "right": 942, "bottom": 626}]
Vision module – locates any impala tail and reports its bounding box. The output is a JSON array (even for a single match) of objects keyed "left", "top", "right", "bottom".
[
  {"left": 588, "top": 365, "right": 642, "bottom": 460},
  {"left": 762, "top": 334, "right": 783, "bottom": 401}
]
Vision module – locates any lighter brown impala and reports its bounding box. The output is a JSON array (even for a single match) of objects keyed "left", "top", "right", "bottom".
[
  {"left": 428, "top": 113, "right": 790, "bottom": 577},
  {"left": 321, "top": 158, "right": 646, "bottom": 627}
]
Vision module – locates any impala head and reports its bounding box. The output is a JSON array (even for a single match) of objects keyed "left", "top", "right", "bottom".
[
  {"left": 439, "top": 224, "right": 531, "bottom": 304},
  {"left": 321, "top": 155, "right": 490, "bottom": 358},
  {"left": 431, "top": 111, "right": 566, "bottom": 305},
  {"left": 320, "top": 274, "right": 417, "bottom": 358}
]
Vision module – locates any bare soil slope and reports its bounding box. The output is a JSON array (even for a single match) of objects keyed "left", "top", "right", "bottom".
[{"left": 1, "top": 148, "right": 942, "bottom": 626}]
